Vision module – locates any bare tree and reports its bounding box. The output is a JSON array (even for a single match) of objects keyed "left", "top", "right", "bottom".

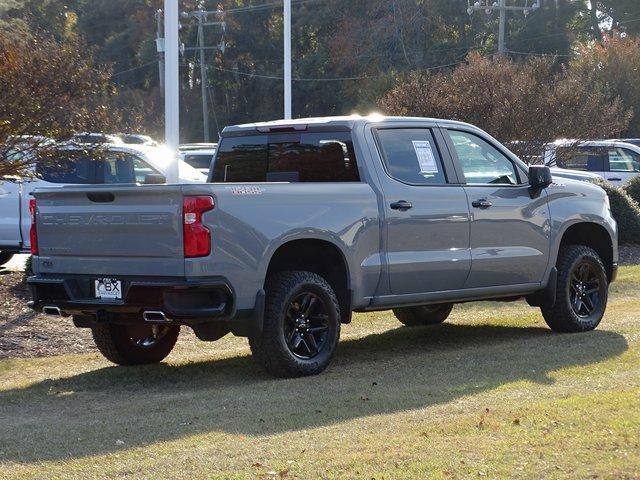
[
  {"left": 379, "top": 52, "right": 630, "bottom": 162},
  {"left": 0, "top": 33, "right": 136, "bottom": 177}
]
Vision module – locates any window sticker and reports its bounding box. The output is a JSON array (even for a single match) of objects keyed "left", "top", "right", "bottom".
[{"left": 412, "top": 140, "right": 439, "bottom": 174}]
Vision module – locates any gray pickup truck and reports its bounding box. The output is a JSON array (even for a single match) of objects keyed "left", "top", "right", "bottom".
[{"left": 28, "top": 116, "right": 618, "bottom": 377}]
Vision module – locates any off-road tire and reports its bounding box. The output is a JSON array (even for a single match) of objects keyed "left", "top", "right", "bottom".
[
  {"left": 393, "top": 303, "right": 454, "bottom": 327},
  {"left": 249, "top": 271, "right": 341, "bottom": 378},
  {"left": 0, "top": 252, "right": 14, "bottom": 266},
  {"left": 541, "top": 245, "right": 608, "bottom": 333},
  {"left": 91, "top": 323, "right": 180, "bottom": 365}
]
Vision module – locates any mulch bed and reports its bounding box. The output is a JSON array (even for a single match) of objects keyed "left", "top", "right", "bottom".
[
  {"left": 0, "top": 271, "right": 96, "bottom": 359},
  {"left": 2, "top": 245, "right": 639, "bottom": 360},
  {"left": 618, "top": 244, "right": 640, "bottom": 266}
]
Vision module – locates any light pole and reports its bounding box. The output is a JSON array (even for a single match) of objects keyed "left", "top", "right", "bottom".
[
  {"left": 284, "top": 0, "right": 292, "bottom": 119},
  {"left": 164, "top": 0, "right": 180, "bottom": 183}
]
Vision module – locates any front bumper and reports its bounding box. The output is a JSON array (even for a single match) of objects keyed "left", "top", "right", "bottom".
[{"left": 28, "top": 274, "right": 234, "bottom": 323}]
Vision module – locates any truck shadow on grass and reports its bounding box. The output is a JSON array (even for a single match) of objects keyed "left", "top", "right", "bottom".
[{"left": 0, "top": 323, "right": 628, "bottom": 463}]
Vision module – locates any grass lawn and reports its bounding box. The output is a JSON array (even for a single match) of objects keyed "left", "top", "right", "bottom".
[{"left": 1, "top": 267, "right": 640, "bottom": 479}]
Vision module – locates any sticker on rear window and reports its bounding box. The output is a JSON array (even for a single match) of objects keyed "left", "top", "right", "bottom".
[{"left": 412, "top": 140, "right": 438, "bottom": 174}]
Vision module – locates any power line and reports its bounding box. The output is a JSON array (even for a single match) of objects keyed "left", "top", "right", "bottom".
[
  {"left": 111, "top": 60, "right": 157, "bottom": 78},
  {"left": 509, "top": 15, "right": 640, "bottom": 47},
  {"left": 210, "top": 59, "right": 465, "bottom": 82},
  {"left": 506, "top": 49, "right": 573, "bottom": 58},
  {"left": 224, "top": 0, "right": 326, "bottom": 15}
]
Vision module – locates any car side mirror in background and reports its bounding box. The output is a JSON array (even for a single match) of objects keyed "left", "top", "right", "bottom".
[
  {"left": 528, "top": 165, "right": 553, "bottom": 198},
  {"left": 143, "top": 173, "right": 166, "bottom": 184}
]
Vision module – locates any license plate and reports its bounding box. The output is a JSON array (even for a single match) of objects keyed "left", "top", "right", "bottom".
[{"left": 95, "top": 278, "right": 122, "bottom": 300}]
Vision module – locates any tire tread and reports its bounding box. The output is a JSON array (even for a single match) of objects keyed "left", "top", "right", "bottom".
[
  {"left": 541, "top": 245, "right": 608, "bottom": 333},
  {"left": 249, "top": 271, "right": 341, "bottom": 378}
]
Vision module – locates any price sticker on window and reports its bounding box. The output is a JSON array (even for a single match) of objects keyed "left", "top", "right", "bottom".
[{"left": 412, "top": 140, "right": 439, "bottom": 174}]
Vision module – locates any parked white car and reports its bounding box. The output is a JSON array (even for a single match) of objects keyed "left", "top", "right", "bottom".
[
  {"left": 543, "top": 139, "right": 640, "bottom": 186},
  {"left": 179, "top": 143, "right": 218, "bottom": 175},
  {"left": 0, "top": 143, "right": 205, "bottom": 264}
]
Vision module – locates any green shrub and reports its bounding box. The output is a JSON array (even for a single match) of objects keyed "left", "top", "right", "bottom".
[
  {"left": 623, "top": 176, "right": 640, "bottom": 206},
  {"left": 594, "top": 179, "right": 640, "bottom": 244},
  {"left": 22, "top": 255, "right": 33, "bottom": 283}
]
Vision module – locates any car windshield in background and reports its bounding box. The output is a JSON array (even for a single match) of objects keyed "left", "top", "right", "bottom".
[
  {"left": 184, "top": 154, "right": 214, "bottom": 171},
  {"left": 212, "top": 132, "right": 360, "bottom": 183}
]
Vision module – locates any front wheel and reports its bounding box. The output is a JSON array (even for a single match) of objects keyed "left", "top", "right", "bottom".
[
  {"left": 541, "top": 245, "right": 608, "bottom": 333},
  {"left": 249, "top": 271, "right": 341, "bottom": 378},
  {"left": 393, "top": 303, "right": 454, "bottom": 327},
  {"left": 91, "top": 323, "right": 180, "bottom": 365}
]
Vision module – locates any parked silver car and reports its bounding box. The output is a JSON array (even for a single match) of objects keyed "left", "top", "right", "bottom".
[
  {"left": 0, "top": 143, "right": 205, "bottom": 264},
  {"left": 543, "top": 139, "right": 640, "bottom": 186}
]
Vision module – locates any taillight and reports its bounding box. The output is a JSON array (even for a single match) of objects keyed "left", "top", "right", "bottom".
[
  {"left": 29, "top": 198, "right": 38, "bottom": 255},
  {"left": 183, "top": 196, "right": 214, "bottom": 258}
]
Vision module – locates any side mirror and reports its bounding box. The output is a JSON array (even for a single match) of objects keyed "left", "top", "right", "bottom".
[
  {"left": 143, "top": 173, "right": 166, "bottom": 185},
  {"left": 528, "top": 165, "right": 552, "bottom": 189}
]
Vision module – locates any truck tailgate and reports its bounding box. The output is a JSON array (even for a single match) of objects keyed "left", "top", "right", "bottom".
[{"left": 33, "top": 185, "right": 185, "bottom": 276}]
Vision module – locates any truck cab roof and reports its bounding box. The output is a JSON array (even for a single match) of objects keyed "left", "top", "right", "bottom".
[{"left": 221, "top": 115, "right": 478, "bottom": 136}]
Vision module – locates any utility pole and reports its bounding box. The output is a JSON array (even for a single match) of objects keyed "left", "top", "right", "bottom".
[
  {"left": 283, "top": 0, "right": 292, "bottom": 119},
  {"left": 467, "top": 0, "right": 540, "bottom": 54},
  {"left": 164, "top": 0, "right": 180, "bottom": 183},
  {"left": 197, "top": 13, "right": 210, "bottom": 142},
  {"left": 182, "top": 9, "right": 225, "bottom": 143},
  {"left": 498, "top": 0, "right": 506, "bottom": 54},
  {"left": 155, "top": 9, "right": 165, "bottom": 97}
]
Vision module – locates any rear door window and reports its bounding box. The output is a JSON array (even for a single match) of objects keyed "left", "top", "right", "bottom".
[
  {"left": 607, "top": 147, "right": 640, "bottom": 172},
  {"left": 375, "top": 128, "right": 447, "bottom": 185},
  {"left": 211, "top": 132, "right": 359, "bottom": 182}
]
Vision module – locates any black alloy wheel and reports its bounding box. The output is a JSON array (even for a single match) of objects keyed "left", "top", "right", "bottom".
[
  {"left": 284, "top": 292, "right": 330, "bottom": 359},
  {"left": 569, "top": 260, "right": 605, "bottom": 319}
]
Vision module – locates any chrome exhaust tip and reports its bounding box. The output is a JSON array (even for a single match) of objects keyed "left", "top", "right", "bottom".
[
  {"left": 142, "top": 311, "right": 169, "bottom": 323},
  {"left": 42, "top": 306, "right": 62, "bottom": 316}
]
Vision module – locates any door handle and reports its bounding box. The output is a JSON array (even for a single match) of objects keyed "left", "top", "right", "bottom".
[
  {"left": 472, "top": 199, "right": 493, "bottom": 209},
  {"left": 390, "top": 200, "right": 413, "bottom": 211}
]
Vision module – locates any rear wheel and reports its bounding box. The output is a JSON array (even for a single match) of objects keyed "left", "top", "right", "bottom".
[
  {"left": 91, "top": 323, "right": 179, "bottom": 365},
  {"left": 393, "top": 303, "right": 454, "bottom": 327},
  {"left": 249, "top": 271, "right": 341, "bottom": 378},
  {"left": 0, "top": 252, "right": 14, "bottom": 266},
  {"left": 541, "top": 245, "right": 608, "bottom": 333}
]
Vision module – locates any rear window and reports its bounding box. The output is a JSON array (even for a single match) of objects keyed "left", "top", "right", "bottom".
[
  {"left": 36, "top": 153, "right": 96, "bottom": 184},
  {"left": 211, "top": 132, "right": 360, "bottom": 183},
  {"left": 36, "top": 151, "right": 158, "bottom": 184}
]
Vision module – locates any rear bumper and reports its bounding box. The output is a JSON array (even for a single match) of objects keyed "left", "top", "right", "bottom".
[{"left": 27, "top": 274, "right": 265, "bottom": 335}]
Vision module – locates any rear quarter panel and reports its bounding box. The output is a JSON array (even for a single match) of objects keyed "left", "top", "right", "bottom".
[{"left": 182, "top": 183, "right": 380, "bottom": 311}]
